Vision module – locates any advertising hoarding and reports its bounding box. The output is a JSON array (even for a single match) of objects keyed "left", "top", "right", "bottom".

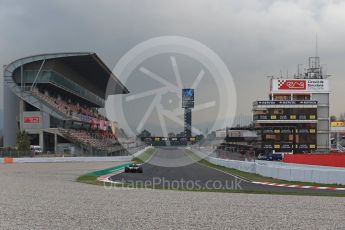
[
  {"left": 23, "top": 116, "right": 40, "bottom": 124},
  {"left": 271, "top": 79, "right": 329, "bottom": 92}
]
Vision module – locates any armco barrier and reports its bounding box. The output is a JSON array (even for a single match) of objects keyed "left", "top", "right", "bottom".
[
  {"left": 283, "top": 153, "right": 345, "bottom": 167},
  {"left": 192, "top": 148, "right": 345, "bottom": 185}
]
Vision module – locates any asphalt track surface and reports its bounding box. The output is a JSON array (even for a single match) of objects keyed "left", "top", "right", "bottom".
[{"left": 110, "top": 147, "right": 345, "bottom": 195}]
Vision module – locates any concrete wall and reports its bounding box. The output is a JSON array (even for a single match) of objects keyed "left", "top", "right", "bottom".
[
  {"left": 22, "top": 111, "right": 44, "bottom": 130},
  {"left": 0, "top": 146, "right": 152, "bottom": 164},
  {"left": 3, "top": 82, "right": 20, "bottom": 147},
  {"left": 192, "top": 148, "right": 345, "bottom": 185},
  {"left": 12, "top": 156, "right": 132, "bottom": 163},
  {"left": 312, "top": 92, "right": 330, "bottom": 151}
]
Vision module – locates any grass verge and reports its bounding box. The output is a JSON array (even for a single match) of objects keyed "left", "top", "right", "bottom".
[
  {"left": 77, "top": 147, "right": 156, "bottom": 185},
  {"left": 77, "top": 174, "right": 103, "bottom": 186},
  {"left": 132, "top": 147, "right": 156, "bottom": 164}
]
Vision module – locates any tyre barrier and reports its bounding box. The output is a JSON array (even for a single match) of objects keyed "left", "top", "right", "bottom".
[
  {"left": 4, "top": 157, "right": 13, "bottom": 164},
  {"left": 0, "top": 157, "right": 14, "bottom": 164}
]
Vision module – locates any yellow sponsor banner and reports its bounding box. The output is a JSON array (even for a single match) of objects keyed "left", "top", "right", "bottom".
[
  {"left": 331, "top": 121, "right": 345, "bottom": 127},
  {"left": 274, "top": 129, "right": 280, "bottom": 133},
  {"left": 309, "top": 115, "right": 316, "bottom": 119},
  {"left": 309, "top": 129, "right": 316, "bottom": 133},
  {"left": 309, "top": 144, "right": 316, "bottom": 149},
  {"left": 274, "top": 144, "right": 280, "bottom": 149},
  {"left": 290, "top": 115, "right": 296, "bottom": 119}
]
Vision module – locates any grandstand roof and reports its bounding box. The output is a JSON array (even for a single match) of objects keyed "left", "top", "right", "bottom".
[{"left": 5, "top": 52, "right": 129, "bottom": 99}]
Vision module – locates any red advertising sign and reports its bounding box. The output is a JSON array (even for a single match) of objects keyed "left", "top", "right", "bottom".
[
  {"left": 271, "top": 79, "right": 329, "bottom": 92},
  {"left": 277, "top": 80, "right": 306, "bottom": 90},
  {"left": 24, "top": 116, "right": 40, "bottom": 124}
]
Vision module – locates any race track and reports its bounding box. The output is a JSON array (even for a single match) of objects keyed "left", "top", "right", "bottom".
[
  {"left": 1, "top": 159, "right": 345, "bottom": 229},
  {"left": 109, "top": 147, "right": 345, "bottom": 194}
]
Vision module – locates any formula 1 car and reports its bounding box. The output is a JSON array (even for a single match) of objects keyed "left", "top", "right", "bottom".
[{"left": 124, "top": 163, "right": 143, "bottom": 173}]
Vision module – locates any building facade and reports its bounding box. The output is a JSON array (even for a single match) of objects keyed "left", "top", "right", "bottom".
[
  {"left": 3, "top": 53, "right": 129, "bottom": 155},
  {"left": 253, "top": 56, "right": 330, "bottom": 153}
]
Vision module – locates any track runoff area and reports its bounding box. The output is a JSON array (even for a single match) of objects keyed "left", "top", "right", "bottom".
[{"left": 100, "top": 147, "right": 345, "bottom": 195}]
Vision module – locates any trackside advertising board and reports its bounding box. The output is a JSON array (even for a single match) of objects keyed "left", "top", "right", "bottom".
[{"left": 271, "top": 79, "right": 329, "bottom": 92}]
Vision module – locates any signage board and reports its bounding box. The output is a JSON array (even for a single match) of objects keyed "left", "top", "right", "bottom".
[
  {"left": 22, "top": 112, "right": 43, "bottom": 129},
  {"left": 331, "top": 121, "right": 345, "bottom": 127},
  {"left": 24, "top": 116, "right": 40, "bottom": 124},
  {"left": 254, "top": 114, "right": 317, "bottom": 120},
  {"left": 262, "top": 143, "right": 316, "bottom": 150},
  {"left": 271, "top": 79, "right": 329, "bottom": 92},
  {"left": 255, "top": 100, "right": 317, "bottom": 105},
  {"left": 182, "top": 88, "right": 194, "bottom": 108},
  {"left": 141, "top": 136, "right": 198, "bottom": 142}
]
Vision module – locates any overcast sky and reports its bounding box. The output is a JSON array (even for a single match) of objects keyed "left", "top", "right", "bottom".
[{"left": 1, "top": 0, "right": 345, "bottom": 133}]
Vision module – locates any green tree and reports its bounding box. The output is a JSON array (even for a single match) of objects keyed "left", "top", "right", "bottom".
[
  {"left": 196, "top": 134, "right": 204, "bottom": 141},
  {"left": 137, "top": 129, "right": 151, "bottom": 138},
  {"left": 16, "top": 131, "right": 31, "bottom": 151}
]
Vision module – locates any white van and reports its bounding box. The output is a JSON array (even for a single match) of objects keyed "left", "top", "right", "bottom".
[{"left": 30, "top": 145, "right": 43, "bottom": 154}]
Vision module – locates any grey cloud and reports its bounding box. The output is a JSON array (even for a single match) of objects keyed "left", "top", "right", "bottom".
[{"left": 1, "top": 0, "right": 345, "bottom": 132}]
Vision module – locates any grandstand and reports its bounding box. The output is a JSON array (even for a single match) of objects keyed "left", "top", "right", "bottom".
[{"left": 3, "top": 52, "right": 129, "bottom": 156}]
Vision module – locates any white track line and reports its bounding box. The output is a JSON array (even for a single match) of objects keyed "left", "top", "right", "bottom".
[{"left": 252, "top": 181, "right": 345, "bottom": 191}]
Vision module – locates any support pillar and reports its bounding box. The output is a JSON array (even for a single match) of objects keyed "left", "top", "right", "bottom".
[
  {"left": 39, "top": 131, "right": 44, "bottom": 151},
  {"left": 54, "top": 133, "right": 58, "bottom": 153},
  {"left": 184, "top": 108, "right": 192, "bottom": 138}
]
